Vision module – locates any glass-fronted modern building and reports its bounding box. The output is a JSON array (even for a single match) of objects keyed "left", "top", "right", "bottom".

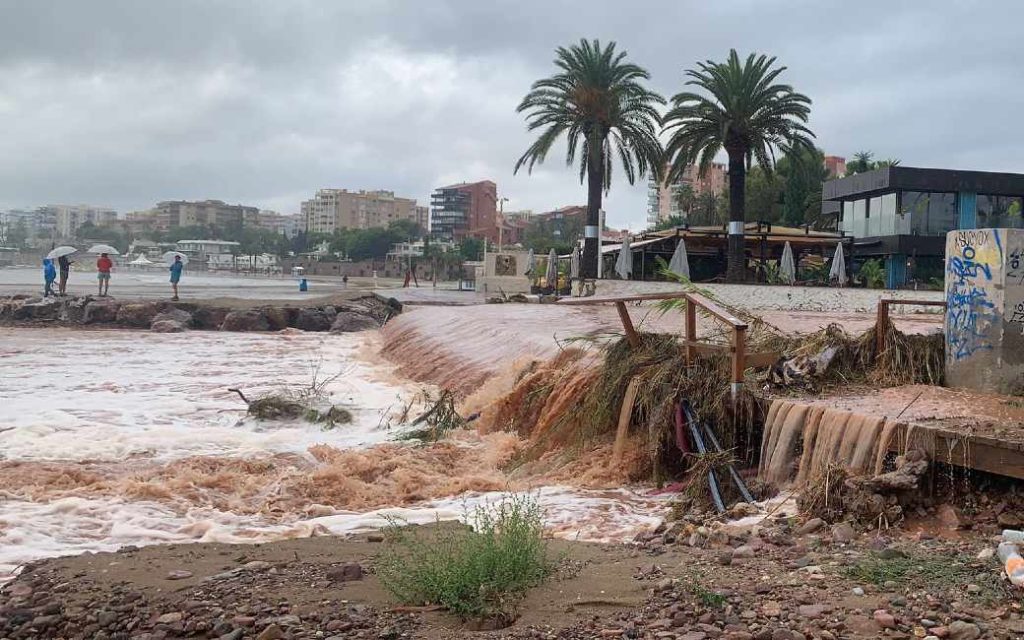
[{"left": 822, "top": 166, "right": 1024, "bottom": 288}]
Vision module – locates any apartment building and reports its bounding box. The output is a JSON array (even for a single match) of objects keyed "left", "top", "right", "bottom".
[
  {"left": 40, "top": 204, "right": 119, "bottom": 239},
  {"left": 153, "top": 200, "right": 259, "bottom": 230},
  {"left": 300, "top": 189, "right": 426, "bottom": 234},
  {"left": 429, "top": 180, "right": 498, "bottom": 241},
  {"left": 646, "top": 163, "right": 728, "bottom": 227},
  {"left": 256, "top": 210, "right": 302, "bottom": 238}
]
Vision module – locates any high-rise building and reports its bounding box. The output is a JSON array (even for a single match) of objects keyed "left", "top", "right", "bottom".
[
  {"left": 824, "top": 155, "right": 847, "bottom": 179},
  {"left": 255, "top": 211, "right": 301, "bottom": 238},
  {"left": 430, "top": 180, "right": 498, "bottom": 241},
  {"left": 300, "top": 189, "right": 426, "bottom": 234},
  {"left": 153, "top": 200, "right": 259, "bottom": 230},
  {"left": 43, "top": 204, "right": 118, "bottom": 239},
  {"left": 647, "top": 163, "right": 728, "bottom": 227}
]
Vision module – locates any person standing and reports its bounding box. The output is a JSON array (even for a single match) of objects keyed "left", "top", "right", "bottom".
[
  {"left": 43, "top": 258, "right": 56, "bottom": 297},
  {"left": 96, "top": 252, "right": 113, "bottom": 296},
  {"left": 169, "top": 255, "right": 184, "bottom": 301},
  {"left": 57, "top": 255, "right": 72, "bottom": 296}
]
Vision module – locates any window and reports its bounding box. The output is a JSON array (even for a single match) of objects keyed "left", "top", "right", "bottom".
[
  {"left": 900, "top": 191, "right": 958, "bottom": 235},
  {"left": 978, "top": 195, "right": 1024, "bottom": 229}
]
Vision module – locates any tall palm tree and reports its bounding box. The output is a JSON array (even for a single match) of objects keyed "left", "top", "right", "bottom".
[
  {"left": 663, "top": 50, "right": 814, "bottom": 282},
  {"left": 515, "top": 39, "right": 664, "bottom": 279}
]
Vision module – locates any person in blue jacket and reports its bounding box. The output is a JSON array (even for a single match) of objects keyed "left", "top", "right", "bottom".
[
  {"left": 42, "top": 258, "right": 56, "bottom": 297},
  {"left": 169, "top": 255, "right": 184, "bottom": 301}
]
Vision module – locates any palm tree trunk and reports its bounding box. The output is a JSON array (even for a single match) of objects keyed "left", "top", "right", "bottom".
[
  {"left": 726, "top": 147, "right": 747, "bottom": 283},
  {"left": 582, "top": 138, "right": 603, "bottom": 280}
]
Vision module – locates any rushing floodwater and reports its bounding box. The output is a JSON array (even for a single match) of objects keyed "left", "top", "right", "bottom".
[{"left": 0, "top": 327, "right": 667, "bottom": 578}]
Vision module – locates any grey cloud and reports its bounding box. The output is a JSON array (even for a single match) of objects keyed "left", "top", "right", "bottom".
[{"left": 0, "top": 0, "right": 1022, "bottom": 230}]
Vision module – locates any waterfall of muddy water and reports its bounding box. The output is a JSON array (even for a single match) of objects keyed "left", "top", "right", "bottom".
[
  {"left": 0, "top": 328, "right": 669, "bottom": 579},
  {"left": 759, "top": 399, "right": 899, "bottom": 485}
]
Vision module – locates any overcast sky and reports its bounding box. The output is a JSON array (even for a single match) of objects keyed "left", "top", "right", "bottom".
[{"left": 1, "top": 1, "right": 1022, "bottom": 230}]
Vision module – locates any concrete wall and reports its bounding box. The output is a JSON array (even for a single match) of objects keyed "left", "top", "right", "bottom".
[
  {"left": 592, "top": 279, "right": 944, "bottom": 313},
  {"left": 945, "top": 228, "right": 1024, "bottom": 394},
  {"left": 478, "top": 250, "right": 532, "bottom": 295}
]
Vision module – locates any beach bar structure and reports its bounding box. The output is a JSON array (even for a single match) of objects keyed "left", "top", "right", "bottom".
[
  {"left": 823, "top": 166, "right": 1024, "bottom": 288},
  {"left": 600, "top": 223, "right": 848, "bottom": 282}
]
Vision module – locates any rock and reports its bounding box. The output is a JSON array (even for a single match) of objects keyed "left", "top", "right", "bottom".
[
  {"left": 151, "top": 319, "right": 186, "bottom": 333},
  {"left": 262, "top": 307, "right": 290, "bottom": 330},
  {"left": 151, "top": 308, "right": 192, "bottom": 329},
  {"left": 243, "top": 560, "right": 272, "bottom": 571},
  {"left": 965, "top": 583, "right": 982, "bottom": 594},
  {"left": 798, "top": 604, "right": 827, "bottom": 619},
  {"left": 997, "top": 512, "right": 1022, "bottom": 528},
  {"left": 83, "top": 300, "right": 119, "bottom": 324},
  {"left": 851, "top": 587, "right": 865, "bottom": 596},
  {"left": 116, "top": 302, "right": 160, "bottom": 327},
  {"left": 256, "top": 624, "right": 284, "bottom": 640},
  {"left": 219, "top": 630, "right": 244, "bottom": 640},
  {"left": 937, "top": 504, "right": 966, "bottom": 530},
  {"left": 330, "top": 311, "right": 379, "bottom": 333},
  {"left": 716, "top": 550, "right": 733, "bottom": 566},
  {"left": 797, "top": 518, "right": 826, "bottom": 535},
  {"left": 732, "top": 545, "right": 756, "bottom": 559},
  {"left": 30, "top": 614, "right": 62, "bottom": 628},
  {"left": 14, "top": 298, "right": 61, "bottom": 321},
  {"left": 221, "top": 310, "right": 270, "bottom": 332},
  {"left": 294, "top": 307, "right": 334, "bottom": 332},
  {"left": 157, "top": 612, "right": 183, "bottom": 624},
  {"left": 873, "top": 610, "right": 896, "bottom": 629},
  {"left": 929, "top": 626, "right": 949, "bottom": 638},
  {"left": 97, "top": 610, "right": 117, "bottom": 626},
  {"left": 947, "top": 621, "right": 980, "bottom": 640},
  {"left": 976, "top": 548, "right": 994, "bottom": 560},
  {"left": 165, "top": 570, "right": 193, "bottom": 580},
  {"left": 831, "top": 522, "right": 856, "bottom": 543},
  {"left": 326, "top": 562, "right": 363, "bottom": 582}
]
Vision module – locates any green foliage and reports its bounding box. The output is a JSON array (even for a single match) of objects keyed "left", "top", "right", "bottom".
[
  {"left": 844, "top": 150, "right": 901, "bottom": 177},
  {"left": 459, "top": 237, "right": 483, "bottom": 261},
  {"left": 841, "top": 550, "right": 1009, "bottom": 604},
  {"left": 522, "top": 214, "right": 582, "bottom": 254},
  {"left": 859, "top": 259, "right": 886, "bottom": 289},
  {"left": 744, "top": 165, "right": 783, "bottom": 222},
  {"left": 376, "top": 495, "right": 552, "bottom": 621},
  {"left": 652, "top": 214, "right": 687, "bottom": 231},
  {"left": 777, "top": 146, "right": 830, "bottom": 227}
]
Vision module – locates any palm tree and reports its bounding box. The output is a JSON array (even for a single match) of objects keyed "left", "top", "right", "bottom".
[
  {"left": 663, "top": 50, "right": 814, "bottom": 282},
  {"left": 515, "top": 39, "right": 664, "bottom": 279}
]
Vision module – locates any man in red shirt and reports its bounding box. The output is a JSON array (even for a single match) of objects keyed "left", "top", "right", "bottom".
[{"left": 96, "top": 252, "right": 113, "bottom": 296}]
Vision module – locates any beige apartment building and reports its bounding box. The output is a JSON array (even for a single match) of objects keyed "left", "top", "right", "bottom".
[
  {"left": 47, "top": 204, "right": 118, "bottom": 239},
  {"left": 646, "top": 163, "right": 728, "bottom": 227},
  {"left": 301, "top": 189, "right": 427, "bottom": 234}
]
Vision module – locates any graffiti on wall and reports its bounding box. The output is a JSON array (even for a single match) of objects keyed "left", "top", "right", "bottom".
[{"left": 946, "top": 229, "right": 1001, "bottom": 361}]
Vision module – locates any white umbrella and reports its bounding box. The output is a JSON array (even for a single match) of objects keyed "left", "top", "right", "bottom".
[
  {"left": 46, "top": 245, "right": 78, "bottom": 260},
  {"left": 87, "top": 244, "right": 120, "bottom": 255},
  {"left": 570, "top": 245, "right": 581, "bottom": 280},
  {"left": 524, "top": 249, "right": 535, "bottom": 276},
  {"left": 163, "top": 251, "right": 189, "bottom": 265},
  {"left": 829, "top": 242, "right": 847, "bottom": 286},
  {"left": 615, "top": 236, "right": 633, "bottom": 280},
  {"left": 780, "top": 241, "right": 796, "bottom": 285},
  {"left": 668, "top": 238, "right": 691, "bottom": 281},
  {"left": 545, "top": 248, "right": 558, "bottom": 287}
]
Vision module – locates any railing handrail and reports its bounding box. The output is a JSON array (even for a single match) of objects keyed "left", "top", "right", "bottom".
[{"left": 557, "top": 291, "right": 747, "bottom": 329}]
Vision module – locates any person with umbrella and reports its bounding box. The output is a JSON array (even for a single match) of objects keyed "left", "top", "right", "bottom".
[
  {"left": 57, "top": 255, "right": 74, "bottom": 295},
  {"left": 42, "top": 258, "right": 56, "bottom": 297},
  {"left": 169, "top": 255, "right": 184, "bottom": 301},
  {"left": 96, "top": 252, "right": 113, "bottom": 296}
]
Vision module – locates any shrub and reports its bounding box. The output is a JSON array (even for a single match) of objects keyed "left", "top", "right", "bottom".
[{"left": 375, "top": 495, "right": 552, "bottom": 621}]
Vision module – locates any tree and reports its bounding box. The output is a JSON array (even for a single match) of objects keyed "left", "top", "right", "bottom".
[
  {"left": 689, "top": 191, "right": 727, "bottom": 226},
  {"left": 744, "top": 165, "right": 783, "bottom": 223},
  {"left": 844, "top": 151, "right": 900, "bottom": 176},
  {"left": 652, "top": 214, "right": 687, "bottom": 231},
  {"left": 673, "top": 183, "right": 696, "bottom": 219},
  {"left": 777, "top": 146, "right": 829, "bottom": 226},
  {"left": 458, "top": 237, "right": 483, "bottom": 261},
  {"left": 663, "top": 50, "right": 814, "bottom": 282},
  {"left": 514, "top": 39, "right": 664, "bottom": 279},
  {"left": 388, "top": 218, "right": 423, "bottom": 241}
]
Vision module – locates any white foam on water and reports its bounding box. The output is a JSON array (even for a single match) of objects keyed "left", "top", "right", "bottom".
[
  {"left": 0, "top": 487, "right": 669, "bottom": 577},
  {"left": 0, "top": 328, "right": 412, "bottom": 461}
]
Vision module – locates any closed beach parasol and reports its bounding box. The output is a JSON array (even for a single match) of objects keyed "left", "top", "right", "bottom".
[
  {"left": 615, "top": 236, "right": 632, "bottom": 280},
  {"left": 162, "top": 251, "right": 189, "bottom": 265},
  {"left": 668, "top": 238, "right": 691, "bottom": 280},
  {"left": 46, "top": 246, "right": 78, "bottom": 260},
  {"left": 545, "top": 248, "right": 558, "bottom": 288},
  {"left": 524, "top": 249, "right": 535, "bottom": 276},
  {"left": 570, "top": 245, "right": 581, "bottom": 280},
  {"left": 129, "top": 254, "right": 154, "bottom": 266},
  {"left": 87, "top": 244, "right": 120, "bottom": 255},
  {"left": 780, "top": 241, "right": 796, "bottom": 285},
  {"left": 829, "top": 242, "right": 847, "bottom": 286}
]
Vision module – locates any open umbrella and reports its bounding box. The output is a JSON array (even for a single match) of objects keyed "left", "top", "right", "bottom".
[
  {"left": 570, "top": 245, "right": 581, "bottom": 280},
  {"left": 668, "top": 238, "right": 691, "bottom": 281},
  {"left": 829, "top": 242, "right": 847, "bottom": 286},
  {"left": 87, "top": 244, "right": 120, "bottom": 255},
  {"left": 615, "top": 236, "right": 632, "bottom": 280},
  {"left": 46, "top": 246, "right": 78, "bottom": 260},
  {"left": 545, "top": 248, "right": 558, "bottom": 288},
  {"left": 524, "top": 249, "right": 535, "bottom": 276},
  {"left": 780, "top": 241, "right": 796, "bottom": 285},
  {"left": 162, "top": 251, "right": 189, "bottom": 265}
]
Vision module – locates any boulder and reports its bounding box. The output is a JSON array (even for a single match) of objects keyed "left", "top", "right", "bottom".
[
  {"left": 151, "top": 319, "right": 187, "bottom": 333},
  {"left": 294, "top": 307, "right": 334, "bottom": 332},
  {"left": 151, "top": 308, "right": 193, "bottom": 329},
  {"left": 330, "top": 311, "right": 379, "bottom": 333},
  {"left": 191, "top": 306, "right": 229, "bottom": 330},
  {"left": 12, "top": 297, "right": 61, "bottom": 321},
  {"left": 116, "top": 302, "right": 160, "bottom": 327},
  {"left": 262, "top": 307, "right": 290, "bottom": 331},
  {"left": 83, "top": 300, "right": 120, "bottom": 324},
  {"left": 221, "top": 310, "right": 270, "bottom": 332}
]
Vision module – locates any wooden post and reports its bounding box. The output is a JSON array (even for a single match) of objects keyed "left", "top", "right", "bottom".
[
  {"left": 685, "top": 297, "right": 697, "bottom": 364},
  {"left": 615, "top": 301, "right": 641, "bottom": 349},
  {"left": 732, "top": 325, "right": 747, "bottom": 399},
  {"left": 876, "top": 300, "right": 890, "bottom": 355}
]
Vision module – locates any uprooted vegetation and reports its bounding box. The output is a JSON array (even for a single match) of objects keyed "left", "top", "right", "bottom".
[
  {"left": 229, "top": 355, "right": 354, "bottom": 428},
  {"left": 375, "top": 494, "right": 552, "bottom": 625},
  {"left": 394, "top": 389, "right": 466, "bottom": 442}
]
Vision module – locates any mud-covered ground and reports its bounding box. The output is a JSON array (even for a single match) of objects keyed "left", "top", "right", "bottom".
[{"left": 2, "top": 513, "right": 1020, "bottom": 639}]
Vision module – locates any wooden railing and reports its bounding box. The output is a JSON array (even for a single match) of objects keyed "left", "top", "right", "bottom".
[
  {"left": 558, "top": 292, "right": 779, "bottom": 393},
  {"left": 875, "top": 298, "right": 947, "bottom": 353}
]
